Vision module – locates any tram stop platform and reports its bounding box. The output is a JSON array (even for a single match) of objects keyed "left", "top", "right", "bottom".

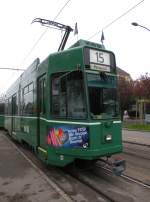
[
  {"left": 122, "top": 129, "right": 150, "bottom": 146},
  {"left": 0, "top": 131, "right": 70, "bottom": 202}
]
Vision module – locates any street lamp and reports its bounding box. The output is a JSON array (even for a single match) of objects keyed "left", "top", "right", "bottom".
[{"left": 131, "top": 22, "right": 150, "bottom": 32}]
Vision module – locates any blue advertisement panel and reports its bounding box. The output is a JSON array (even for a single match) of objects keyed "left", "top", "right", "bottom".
[{"left": 47, "top": 126, "right": 89, "bottom": 148}]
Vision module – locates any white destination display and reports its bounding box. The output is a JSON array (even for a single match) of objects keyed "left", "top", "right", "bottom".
[
  {"left": 90, "top": 64, "right": 110, "bottom": 72},
  {"left": 90, "top": 49, "right": 110, "bottom": 72}
]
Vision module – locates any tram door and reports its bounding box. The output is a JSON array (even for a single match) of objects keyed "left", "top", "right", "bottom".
[{"left": 37, "top": 75, "right": 46, "bottom": 147}]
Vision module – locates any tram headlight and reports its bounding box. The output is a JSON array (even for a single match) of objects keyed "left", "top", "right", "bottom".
[{"left": 105, "top": 134, "right": 112, "bottom": 141}]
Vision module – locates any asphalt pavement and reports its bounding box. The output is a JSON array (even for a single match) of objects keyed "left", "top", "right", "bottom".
[
  {"left": 0, "top": 129, "right": 149, "bottom": 202},
  {"left": 122, "top": 129, "right": 150, "bottom": 145},
  {"left": 0, "top": 131, "right": 71, "bottom": 202}
]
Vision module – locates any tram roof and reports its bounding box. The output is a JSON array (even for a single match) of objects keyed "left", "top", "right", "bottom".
[{"left": 69, "top": 39, "right": 105, "bottom": 50}]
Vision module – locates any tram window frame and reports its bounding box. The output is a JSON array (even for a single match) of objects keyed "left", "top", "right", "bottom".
[
  {"left": 51, "top": 71, "right": 87, "bottom": 119},
  {"left": 8, "top": 98, "right": 12, "bottom": 115},
  {"left": 0, "top": 102, "right": 5, "bottom": 114},
  {"left": 24, "top": 86, "right": 28, "bottom": 95},
  {"left": 29, "top": 83, "right": 33, "bottom": 92},
  {"left": 12, "top": 94, "right": 18, "bottom": 115},
  {"left": 22, "top": 82, "right": 34, "bottom": 115},
  {"left": 39, "top": 78, "right": 46, "bottom": 114},
  {"left": 5, "top": 99, "right": 9, "bottom": 115}
]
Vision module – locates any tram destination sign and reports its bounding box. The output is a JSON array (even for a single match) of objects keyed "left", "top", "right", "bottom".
[{"left": 89, "top": 49, "right": 110, "bottom": 72}]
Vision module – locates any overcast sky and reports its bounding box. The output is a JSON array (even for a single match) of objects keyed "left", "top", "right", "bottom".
[{"left": 0, "top": 0, "right": 149, "bottom": 95}]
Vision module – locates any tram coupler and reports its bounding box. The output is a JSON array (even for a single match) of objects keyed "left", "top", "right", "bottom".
[
  {"left": 99, "top": 157, "right": 126, "bottom": 176},
  {"left": 112, "top": 159, "right": 126, "bottom": 176}
]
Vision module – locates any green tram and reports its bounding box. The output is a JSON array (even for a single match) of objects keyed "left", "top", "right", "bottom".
[{"left": 4, "top": 39, "right": 125, "bottom": 172}]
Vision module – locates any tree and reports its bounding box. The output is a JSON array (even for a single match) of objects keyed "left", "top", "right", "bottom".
[
  {"left": 134, "top": 73, "right": 150, "bottom": 99},
  {"left": 118, "top": 77, "right": 134, "bottom": 119},
  {"left": 118, "top": 73, "right": 150, "bottom": 120}
]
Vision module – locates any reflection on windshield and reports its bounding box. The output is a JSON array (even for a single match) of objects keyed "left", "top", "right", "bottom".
[{"left": 89, "top": 87, "right": 119, "bottom": 119}]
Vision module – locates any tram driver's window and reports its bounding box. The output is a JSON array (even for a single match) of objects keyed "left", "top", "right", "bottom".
[
  {"left": 67, "top": 71, "right": 86, "bottom": 119},
  {"left": 51, "top": 71, "right": 86, "bottom": 119}
]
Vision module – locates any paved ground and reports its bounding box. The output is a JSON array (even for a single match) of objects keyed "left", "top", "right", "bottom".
[
  {"left": 1, "top": 129, "right": 149, "bottom": 202},
  {"left": 0, "top": 131, "right": 71, "bottom": 202},
  {"left": 123, "top": 142, "right": 150, "bottom": 185},
  {"left": 122, "top": 129, "right": 150, "bottom": 145}
]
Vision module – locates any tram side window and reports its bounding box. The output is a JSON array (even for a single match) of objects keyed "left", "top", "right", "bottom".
[
  {"left": 8, "top": 98, "right": 12, "bottom": 115},
  {"left": 22, "top": 83, "right": 34, "bottom": 115},
  {"left": 12, "top": 94, "right": 18, "bottom": 115},
  {"left": 5, "top": 99, "right": 9, "bottom": 115},
  {"left": 39, "top": 78, "right": 46, "bottom": 114},
  {"left": 51, "top": 71, "right": 86, "bottom": 119},
  {"left": 0, "top": 103, "right": 4, "bottom": 114},
  {"left": 51, "top": 74, "right": 63, "bottom": 116}
]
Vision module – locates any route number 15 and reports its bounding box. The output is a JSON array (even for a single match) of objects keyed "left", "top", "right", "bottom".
[
  {"left": 95, "top": 52, "right": 104, "bottom": 63},
  {"left": 90, "top": 49, "right": 110, "bottom": 66}
]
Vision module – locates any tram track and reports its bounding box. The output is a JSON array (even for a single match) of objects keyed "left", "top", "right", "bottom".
[
  {"left": 121, "top": 141, "right": 150, "bottom": 187},
  {"left": 2, "top": 130, "right": 150, "bottom": 202},
  {"left": 20, "top": 152, "right": 112, "bottom": 201},
  {"left": 121, "top": 174, "right": 150, "bottom": 189},
  {"left": 65, "top": 162, "right": 150, "bottom": 202},
  {"left": 3, "top": 131, "right": 112, "bottom": 202},
  {"left": 123, "top": 140, "right": 150, "bottom": 147},
  {"left": 2, "top": 131, "right": 136, "bottom": 202},
  {"left": 20, "top": 151, "right": 115, "bottom": 202},
  {"left": 95, "top": 163, "right": 150, "bottom": 189},
  {"left": 92, "top": 162, "right": 150, "bottom": 201},
  {"left": 64, "top": 167, "right": 115, "bottom": 202},
  {"left": 123, "top": 150, "right": 150, "bottom": 161},
  {"left": 123, "top": 141, "right": 150, "bottom": 161}
]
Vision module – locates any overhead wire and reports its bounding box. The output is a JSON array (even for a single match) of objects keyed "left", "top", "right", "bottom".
[
  {"left": 21, "top": 0, "right": 72, "bottom": 66},
  {"left": 0, "top": 68, "right": 25, "bottom": 93},
  {"left": 0, "top": 0, "right": 72, "bottom": 93},
  {"left": 0, "top": 67, "right": 25, "bottom": 71},
  {"left": 2, "top": 70, "right": 16, "bottom": 91},
  {"left": 88, "top": 0, "right": 145, "bottom": 40}
]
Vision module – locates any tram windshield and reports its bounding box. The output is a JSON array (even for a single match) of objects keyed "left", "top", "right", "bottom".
[
  {"left": 87, "top": 73, "right": 119, "bottom": 119},
  {"left": 51, "top": 71, "right": 87, "bottom": 119}
]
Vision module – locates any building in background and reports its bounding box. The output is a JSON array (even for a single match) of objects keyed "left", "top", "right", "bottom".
[{"left": 117, "top": 67, "right": 132, "bottom": 81}]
